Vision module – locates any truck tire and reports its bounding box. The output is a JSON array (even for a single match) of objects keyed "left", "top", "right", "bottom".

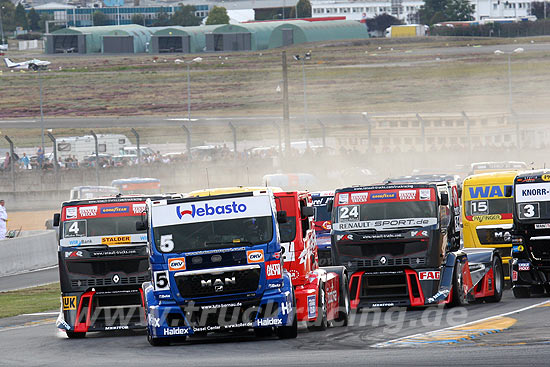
[
  {"left": 254, "top": 327, "right": 273, "bottom": 338},
  {"left": 512, "top": 286, "right": 531, "bottom": 298},
  {"left": 277, "top": 294, "right": 298, "bottom": 339},
  {"left": 322, "top": 266, "right": 350, "bottom": 326},
  {"left": 147, "top": 331, "right": 170, "bottom": 346},
  {"left": 485, "top": 255, "right": 504, "bottom": 303},
  {"left": 66, "top": 331, "right": 86, "bottom": 339},
  {"left": 307, "top": 283, "right": 328, "bottom": 331},
  {"left": 448, "top": 260, "right": 467, "bottom": 307}
]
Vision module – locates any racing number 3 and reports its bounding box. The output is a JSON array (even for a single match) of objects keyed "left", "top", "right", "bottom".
[{"left": 519, "top": 203, "right": 540, "bottom": 219}]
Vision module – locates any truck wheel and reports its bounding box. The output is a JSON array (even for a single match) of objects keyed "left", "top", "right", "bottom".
[
  {"left": 66, "top": 331, "right": 86, "bottom": 339},
  {"left": 449, "top": 260, "right": 467, "bottom": 307},
  {"left": 254, "top": 327, "right": 273, "bottom": 338},
  {"left": 323, "top": 266, "right": 350, "bottom": 326},
  {"left": 335, "top": 274, "right": 350, "bottom": 326},
  {"left": 277, "top": 294, "right": 298, "bottom": 339},
  {"left": 512, "top": 286, "right": 531, "bottom": 298},
  {"left": 485, "top": 255, "right": 504, "bottom": 303},
  {"left": 307, "top": 284, "right": 328, "bottom": 331},
  {"left": 147, "top": 331, "right": 170, "bottom": 346}
]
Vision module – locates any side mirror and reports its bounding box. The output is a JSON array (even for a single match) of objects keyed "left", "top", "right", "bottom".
[
  {"left": 53, "top": 213, "right": 60, "bottom": 227},
  {"left": 136, "top": 221, "right": 148, "bottom": 231},
  {"left": 440, "top": 193, "right": 449, "bottom": 206},
  {"left": 326, "top": 199, "right": 333, "bottom": 213},
  {"left": 301, "top": 206, "right": 315, "bottom": 218},
  {"left": 277, "top": 210, "right": 288, "bottom": 224},
  {"left": 504, "top": 185, "right": 513, "bottom": 198},
  {"left": 457, "top": 187, "right": 462, "bottom": 199}
]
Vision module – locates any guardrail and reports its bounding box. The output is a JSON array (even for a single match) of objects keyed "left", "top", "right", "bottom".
[{"left": 0, "top": 230, "right": 57, "bottom": 276}]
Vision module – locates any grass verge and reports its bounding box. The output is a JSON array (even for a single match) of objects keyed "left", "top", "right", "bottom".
[{"left": 0, "top": 283, "right": 60, "bottom": 318}]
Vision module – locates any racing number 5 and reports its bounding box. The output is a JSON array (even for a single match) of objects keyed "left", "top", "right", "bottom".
[{"left": 154, "top": 271, "right": 169, "bottom": 291}]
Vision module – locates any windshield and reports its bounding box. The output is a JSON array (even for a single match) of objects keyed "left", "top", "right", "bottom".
[
  {"left": 333, "top": 188, "right": 438, "bottom": 231},
  {"left": 62, "top": 216, "right": 145, "bottom": 239},
  {"left": 153, "top": 216, "right": 273, "bottom": 253},
  {"left": 464, "top": 198, "right": 513, "bottom": 221},
  {"left": 515, "top": 182, "right": 550, "bottom": 220},
  {"left": 279, "top": 216, "right": 297, "bottom": 242}
]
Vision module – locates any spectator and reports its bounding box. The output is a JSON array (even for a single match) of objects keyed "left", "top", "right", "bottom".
[
  {"left": 3, "top": 152, "right": 10, "bottom": 171},
  {"left": 0, "top": 200, "right": 7, "bottom": 240},
  {"left": 20, "top": 153, "right": 30, "bottom": 170},
  {"left": 36, "top": 146, "right": 44, "bottom": 168}
]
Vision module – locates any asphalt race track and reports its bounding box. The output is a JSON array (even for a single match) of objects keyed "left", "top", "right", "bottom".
[
  {"left": 1, "top": 290, "right": 549, "bottom": 366},
  {"left": 0, "top": 267, "right": 58, "bottom": 292}
]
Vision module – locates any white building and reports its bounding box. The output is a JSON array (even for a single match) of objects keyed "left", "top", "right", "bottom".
[
  {"left": 311, "top": 0, "right": 532, "bottom": 24},
  {"left": 474, "top": 0, "right": 531, "bottom": 21}
]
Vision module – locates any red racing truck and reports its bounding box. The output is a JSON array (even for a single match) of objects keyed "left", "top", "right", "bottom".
[
  {"left": 275, "top": 191, "right": 349, "bottom": 329},
  {"left": 53, "top": 195, "right": 164, "bottom": 338},
  {"left": 330, "top": 184, "right": 503, "bottom": 309}
]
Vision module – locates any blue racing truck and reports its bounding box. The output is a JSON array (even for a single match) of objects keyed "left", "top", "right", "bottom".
[
  {"left": 311, "top": 191, "right": 334, "bottom": 266},
  {"left": 141, "top": 189, "right": 297, "bottom": 345}
]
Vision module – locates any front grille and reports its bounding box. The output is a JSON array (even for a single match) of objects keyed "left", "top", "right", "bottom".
[
  {"left": 66, "top": 259, "right": 149, "bottom": 276},
  {"left": 71, "top": 275, "right": 148, "bottom": 288},
  {"left": 175, "top": 267, "right": 260, "bottom": 298},
  {"left": 477, "top": 228, "right": 512, "bottom": 245},
  {"left": 360, "top": 272, "right": 408, "bottom": 298},
  {"left": 351, "top": 257, "right": 426, "bottom": 268},
  {"left": 181, "top": 299, "right": 262, "bottom": 329}
]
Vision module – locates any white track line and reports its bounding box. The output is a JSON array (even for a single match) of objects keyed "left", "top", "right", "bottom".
[{"left": 372, "top": 299, "right": 550, "bottom": 348}]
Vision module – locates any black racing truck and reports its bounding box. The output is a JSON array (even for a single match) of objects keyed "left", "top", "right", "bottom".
[
  {"left": 52, "top": 195, "right": 164, "bottom": 338},
  {"left": 330, "top": 183, "right": 503, "bottom": 309},
  {"left": 507, "top": 170, "right": 550, "bottom": 297}
]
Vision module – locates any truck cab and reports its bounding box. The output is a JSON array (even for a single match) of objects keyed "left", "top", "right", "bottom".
[
  {"left": 53, "top": 195, "right": 162, "bottom": 338},
  {"left": 508, "top": 170, "right": 550, "bottom": 297},
  {"left": 275, "top": 191, "right": 349, "bottom": 329},
  {"left": 462, "top": 171, "right": 516, "bottom": 284},
  {"left": 143, "top": 189, "right": 298, "bottom": 345},
  {"left": 331, "top": 183, "right": 503, "bottom": 309},
  {"left": 311, "top": 191, "right": 334, "bottom": 266}
]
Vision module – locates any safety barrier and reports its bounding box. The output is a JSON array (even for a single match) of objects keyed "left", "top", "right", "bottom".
[{"left": 0, "top": 230, "right": 57, "bottom": 276}]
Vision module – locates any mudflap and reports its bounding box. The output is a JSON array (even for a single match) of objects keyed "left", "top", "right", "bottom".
[
  {"left": 462, "top": 248, "right": 497, "bottom": 300},
  {"left": 295, "top": 269, "right": 339, "bottom": 323},
  {"left": 426, "top": 252, "right": 463, "bottom": 305}
]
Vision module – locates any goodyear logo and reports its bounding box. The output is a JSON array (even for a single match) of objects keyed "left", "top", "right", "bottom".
[
  {"left": 370, "top": 193, "right": 396, "bottom": 200},
  {"left": 100, "top": 206, "right": 129, "bottom": 214},
  {"left": 469, "top": 185, "right": 512, "bottom": 199},
  {"left": 101, "top": 236, "right": 131, "bottom": 245},
  {"left": 63, "top": 296, "right": 77, "bottom": 310},
  {"left": 472, "top": 214, "right": 502, "bottom": 222}
]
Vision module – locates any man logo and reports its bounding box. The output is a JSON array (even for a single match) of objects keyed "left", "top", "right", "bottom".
[
  {"left": 168, "top": 257, "right": 186, "bottom": 271},
  {"left": 247, "top": 250, "right": 264, "bottom": 263},
  {"left": 201, "top": 277, "right": 236, "bottom": 292}
]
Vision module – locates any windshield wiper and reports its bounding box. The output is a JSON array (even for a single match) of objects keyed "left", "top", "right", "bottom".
[{"left": 204, "top": 241, "right": 255, "bottom": 246}]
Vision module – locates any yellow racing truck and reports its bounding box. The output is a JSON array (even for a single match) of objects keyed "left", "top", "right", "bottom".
[{"left": 462, "top": 171, "right": 517, "bottom": 285}]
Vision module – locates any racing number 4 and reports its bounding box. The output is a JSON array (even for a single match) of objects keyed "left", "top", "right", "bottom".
[{"left": 68, "top": 221, "right": 80, "bottom": 235}]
